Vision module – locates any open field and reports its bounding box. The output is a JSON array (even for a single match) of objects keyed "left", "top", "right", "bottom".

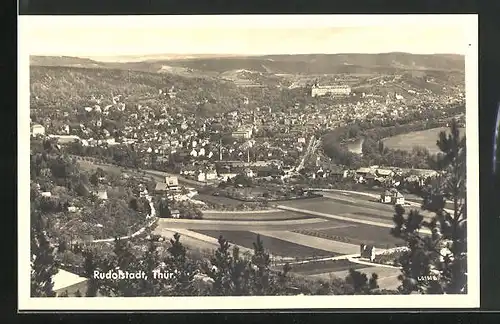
[
  {"left": 346, "top": 138, "right": 364, "bottom": 154},
  {"left": 381, "top": 127, "right": 466, "bottom": 154},
  {"left": 295, "top": 222, "right": 404, "bottom": 249},
  {"left": 156, "top": 217, "right": 331, "bottom": 231},
  {"left": 202, "top": 210, "right": 313, "bottom": 221},
  {"left": 75, "top": 160, "right": 123, "bottom": 175},
  {"left": 307, "top": 266, "right": 402, "bottom": 290},
  {"left": 154, "top": 228, "right": 220, "bottom": 253},
  {"left": 252, "top": 230, "right": 360, "bottom": 255},
  {"left": 195, "top": 194, "right": 249, "bottom": 206},
  {"left": 192, "top": 230, "right": 336, "bottom": 259},
  {"left": 287, "top": 259, "right": 368, "bottom": 275},
  {"left": 157, "top": 215, "right": 401, "bottom": 251},
  {"left": 329, "top": 189, "right": 456, "bottom": 211},
  {"left": 318, "top": 192, "right": 399, "bottom": 213},
  {"left": 279, "top": 197, "right": 396, "bottom": 223}
]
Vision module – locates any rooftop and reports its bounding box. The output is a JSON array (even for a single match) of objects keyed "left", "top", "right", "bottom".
[{"left": 53, "top": 269, "right": 88, "bottom": 292}]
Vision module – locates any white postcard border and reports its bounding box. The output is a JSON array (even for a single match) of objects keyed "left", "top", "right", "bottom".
[{"left": 18, "top": 14, "right": 479, "bottom": 310}]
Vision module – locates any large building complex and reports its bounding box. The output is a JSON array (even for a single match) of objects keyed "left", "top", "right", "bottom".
[
  {"left": 232, "top": 127, "right": 253, "bottom": 139},
  {"left": 311, "top": 84, "right": 352, "bottom": 97}
]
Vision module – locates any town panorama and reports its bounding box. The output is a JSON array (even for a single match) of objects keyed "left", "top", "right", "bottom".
[{"left": 29, "top": 51, "right": 467, "bottom": 298}]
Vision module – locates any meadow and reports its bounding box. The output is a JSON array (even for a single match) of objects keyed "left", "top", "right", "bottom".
[
  {"left": 192, "top": 229, "right": 336, "bottom": 259},
  {"left": 381, "top": 127, "right": 466, "bottom": 154}
]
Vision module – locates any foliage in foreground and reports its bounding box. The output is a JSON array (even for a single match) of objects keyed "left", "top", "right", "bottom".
[
  {"left": 31, "top": 227, "right": 389, "bottom": 297},
  {"left": 391, "top": 119, "right": 467, "bottom": 294}
]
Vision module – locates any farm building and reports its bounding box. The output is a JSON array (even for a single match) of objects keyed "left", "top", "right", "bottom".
[
  {"left": 360, "top": 244, "right": 376, "bottom": 262},
  {"left": 380, "top": 188, "right": 405, "bottom": 205}
]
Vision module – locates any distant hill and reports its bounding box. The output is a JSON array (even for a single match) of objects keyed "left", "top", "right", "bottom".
[
  {"left": 30, "top": 56, "right": 105, "bottom": 68},
  {"left": 29, "top": 65, "right": 275, "bottom": 116},
  {"left": 30, "top": 52, "right": 465, "bottom": 76},
  {"left": 161, "top": 53, "right": 465, "bottom": 74}
]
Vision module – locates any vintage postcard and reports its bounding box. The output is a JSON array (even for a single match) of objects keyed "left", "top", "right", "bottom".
[{"left": 18, "top": 14, "right": 479, "bottom": 310}]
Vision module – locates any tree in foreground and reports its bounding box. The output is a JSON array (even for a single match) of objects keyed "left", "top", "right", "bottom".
[
  {"left": 82, "top": 249, "right": 99, "bottom": 297},
  {"left": 31, "top": 212, "right": 59, "bottom": 297},
  {"left": 391, "top": 119, "right": 467, "bottom": 294},
  {"left": 345, "top": 269, "right": 379, "bottom": 294},
  {"left": 202, "top": 234, "right": 292, "bottom": 296},
  {"left": 165, "top": 233, "right": 199, "bottom": 296}
]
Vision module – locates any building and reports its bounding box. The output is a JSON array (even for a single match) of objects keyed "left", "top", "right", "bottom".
[
  {"left": 96, "top": 189, "right": 108, "bottom": 200},
  {"left": 155, "top": 182, "right": 168, "bottom": 193},
  {"left": 355, "top": 167, "right": 372, "bottom": 183},
  {"left": 356, "top": 167, "right": 372, "bottom": 176},
  {"left": 31, "top": 124, "right": 45, "bottom": 136},
  {"left": 105, "top": 138, "right": 117, "bottom": 145},
  {"left": 242, "top": 168, "right": 254, "bottom": 178},
  {"left": 219, "top": 172, "right": 239, "bottom": 181},
  {"left": 380, "top": 190, "right": 393, "bottom": 204},
  {"left": 360, "top": 244, "right": 376, "bottom": 262},
  {"left": 330, "top": 169, "right": 348, "bottom": 181},
  {"left": 375, "top": 169, "right": 394, "bottom": 178},
  {"left": 205, "top": 170, "right": 218, "bottom": 181},
  {"left": 53, "top": 269, "right": 89, "bottom": 297},
  {"left": 170, "top": 209, "right": 181, "bottom": 219},
  {"left": 48, "top": 134, "right": 82, "bottom": 144},
  {"left": 232, "top": 127, "right": 252, "bottom": 139},
  {"left": 181, "top": 166, "right": 197, "bottom": 176},
  {"left": 197, "top": 172, "right": 206, "bottom": 182},
  {"left": 311, "top": 84, "right": 351, "bottom": 97},
  {"left": 391, "top": 191, "right": 405, "bottom": 205},
  {"left": 381, "top": 188, "right": 405, "bottom": 205},
  {"left": 165, "top": 176, "right": 179, "bottom": 190}
]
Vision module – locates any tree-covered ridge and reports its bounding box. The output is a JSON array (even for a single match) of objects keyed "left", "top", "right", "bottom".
[
  {"left": 30, "top": 138, "right": 152, "bottom": 243},
  {"left": 30, "top": 66, "right": 239, "bottom": 115},
  {"left": 30, "top": 53, "right": 465, "bottom": 73},
  {"left": 30, "top": 66, "right": 309, "bottom": 119},
  {"left": 140, "top": 53, "right": 466, "bottom": 74}
]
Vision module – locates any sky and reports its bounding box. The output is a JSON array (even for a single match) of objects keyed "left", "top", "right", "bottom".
[{"left": 19, "top": 15, "right": 474, "bottom": 61}]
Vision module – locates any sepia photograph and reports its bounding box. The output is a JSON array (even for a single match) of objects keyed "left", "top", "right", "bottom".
[{"left": 18, "top": 14, "right": 478, "bottom": 310}]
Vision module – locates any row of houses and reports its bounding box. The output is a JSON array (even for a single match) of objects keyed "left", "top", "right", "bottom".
[{"left": 305, "top": 164, "right": 439, "bottom": 188}]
